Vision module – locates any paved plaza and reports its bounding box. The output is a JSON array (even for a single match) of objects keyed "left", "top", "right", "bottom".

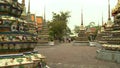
[{"left": 35, "top": 43, "right": 120, "bottom": 68}]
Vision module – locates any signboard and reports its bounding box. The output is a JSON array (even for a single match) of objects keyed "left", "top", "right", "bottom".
[
  {"left": 36, "top": 16, "right": 43, "bottom": 25},
  {"left": 30, "top": 14, "right": 35, "bottom": 22}
]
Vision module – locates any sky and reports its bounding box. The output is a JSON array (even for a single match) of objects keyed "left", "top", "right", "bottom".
[{"left": 18, "top": 0, "right": 117, "bottom": 30}]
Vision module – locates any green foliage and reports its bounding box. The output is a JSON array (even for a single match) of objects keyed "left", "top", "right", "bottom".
[
  {"left": 65, "top": 26, "right": 72, "bottom": 35},
  {"left": 85, "top": 22, "right": 100, "bottom": 41},
  {"left": 74, "top": 25, "right": 80, "bottom": 34},
  {"left": 48, "top": 11, "right": 71, "bottom": 40}
]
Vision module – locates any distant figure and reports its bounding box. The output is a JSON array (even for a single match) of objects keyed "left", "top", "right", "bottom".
[
  {"left": 37, "top": 62, "right": 42, "bottom": 68},
  {"left": 68, "top": 38, "right": 71, "bottom": 43}
]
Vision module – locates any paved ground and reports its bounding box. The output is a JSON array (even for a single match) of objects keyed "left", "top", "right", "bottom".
[{"left": 35, "top": 43, "right": 120, "bottom": 68}]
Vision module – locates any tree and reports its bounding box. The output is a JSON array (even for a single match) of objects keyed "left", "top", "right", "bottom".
[
  {"left": 48, "top": 11, "right": 70, "bottom": 40},
  {"left": 74, "top": 25, "right": 80, "bottom": 34}
]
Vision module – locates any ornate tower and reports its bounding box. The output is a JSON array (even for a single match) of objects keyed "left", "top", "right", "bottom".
[
  {"left": 22, "top": 0, "right": 25, "bottom": 6},
  {"left": 28, "top": 0, "right": 30, "bottom": 14},
  {"left": 27, "top": 0, "right": 31, "bottom": 22},
  {"left": 96, "top": 13, "right": 105, "bottom": 42},
  {"left": 0, "top": 0, "right": 47, "bottom": 67},
  {"left": 100, "top": 12, "right": 105, "bottom": 32},
  {"left": 97, "top": 0, "right": 120, "bottom": 63},
  {"left": 102, "top": 12, "right": 104, "bottom": 26},
  {"left": 79, "top": 8, "right": 85, "bottom": 30},
  {"left": 106, "top": 0, "right": 113, "bottom": 28},
  {"left": 37, "top": 6, "right": 50, "bottom": 46},
  {"left": 73, "top": 8, "right": 89, "bottom": 46},
  {"left": 81, "top": 8, "right": 83, "bottom": 26},
  {"left": 21, "top": 0, "right": 27, "bottom": 20},
  {"left": 108, "top": 0, "right": 111, "bottom": 20},
  {"left": 43, "top": 6, "right": 46, "bottom": 23}
]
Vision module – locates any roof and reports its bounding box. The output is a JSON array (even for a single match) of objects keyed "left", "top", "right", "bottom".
[{"left": 86, "top": 27, "right": 96, "bottom": 33}]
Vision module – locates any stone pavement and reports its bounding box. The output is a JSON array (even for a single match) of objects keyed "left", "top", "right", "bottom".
[
  {"left": 35, "top": 43, "right": 120, "bottom": 68},
  {"left": 48, "top": 63, "right": 118, "bottom": 68}
]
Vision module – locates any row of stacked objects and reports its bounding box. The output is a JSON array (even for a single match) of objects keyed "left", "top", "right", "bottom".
[{"left": 0, "top": 0, "right": 47, "bottom": 68}]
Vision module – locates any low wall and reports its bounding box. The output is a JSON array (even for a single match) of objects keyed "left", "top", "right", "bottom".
[{"left": 96, "top": 49, "right": 120, "bottom": 63}]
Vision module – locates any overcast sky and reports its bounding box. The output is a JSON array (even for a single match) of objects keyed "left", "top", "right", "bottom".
[{"left": 18, "top": 0, "right": 117, "bottom": 30}]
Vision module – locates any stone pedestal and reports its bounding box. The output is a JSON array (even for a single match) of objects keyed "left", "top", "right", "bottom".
[
  {"left": 37, "top": 40, "right": 49, "bottom": 46},
  {"left": 89, "top": 42, "right": 97, "bottom": 46},
  {"left": 96, "top": 49, "right": 120, "bottom": 63},
  {"left": 72, "top": 41, "right": 89, "bottom": 46},
  {"left": 49, "top": 41, "right": 54, "bottom": 46}
]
